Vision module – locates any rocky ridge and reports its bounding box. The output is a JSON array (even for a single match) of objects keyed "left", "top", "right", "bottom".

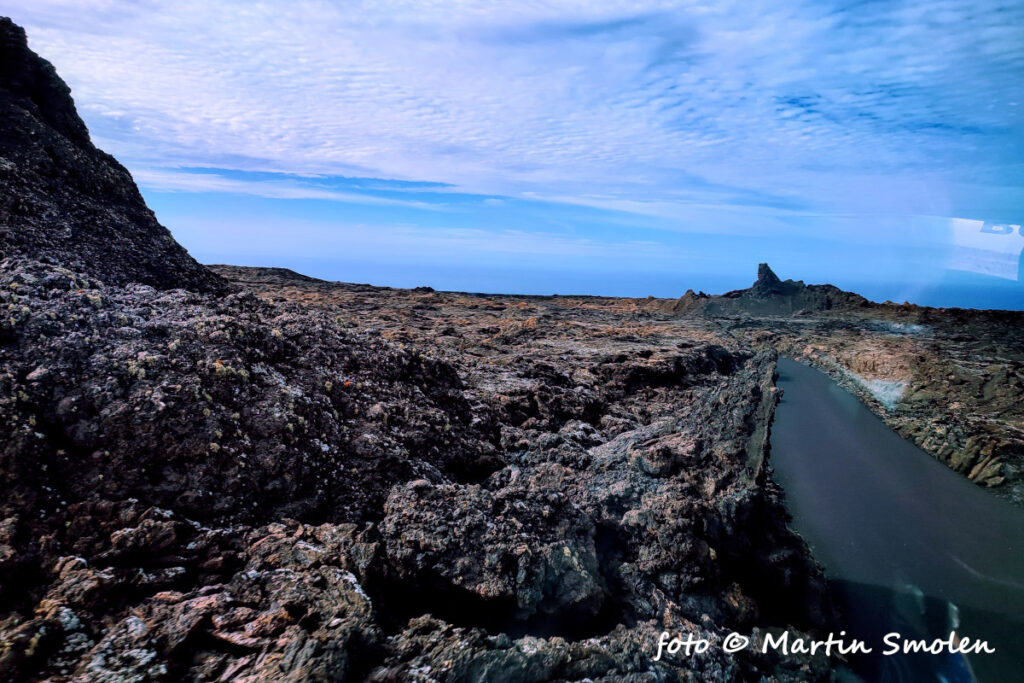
[
  {"left": 669, "top": 264, "right": 870, "bottom": 316},
  {"left": 0, "top": 17, "right": 226, "bottom": 293}
]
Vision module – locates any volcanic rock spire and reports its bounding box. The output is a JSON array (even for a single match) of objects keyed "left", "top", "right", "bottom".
[{"left": 752, "top": 262, "right": 785, "bottom": 295}]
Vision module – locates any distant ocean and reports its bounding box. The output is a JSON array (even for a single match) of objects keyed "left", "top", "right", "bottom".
[{"left": 198, "top": 255, "right": 1024, "bottom": 311}]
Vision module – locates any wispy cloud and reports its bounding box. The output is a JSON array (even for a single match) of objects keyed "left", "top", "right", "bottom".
[
  {"left": 4, "top": 0, "right": 1021, "bottom": 217},
  {"left": 131, "top": 168, "right": 447, "bottom": 210}
]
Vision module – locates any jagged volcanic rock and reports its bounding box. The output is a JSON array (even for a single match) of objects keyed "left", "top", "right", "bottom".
[
  {"left": 0, "top": 257, "right": 501, "bottom": 528},
  {"left": 0, "top": 255, "right": 835, "bottom": 680},
  {"left": 670, "top": 263, "right": 870, "bottom": 315},
  {"left": 751, "top": 262, "right": 785, "bottom": 296},
  {"left": 0, "top": 17, "right": 226, "bottom": 293}
]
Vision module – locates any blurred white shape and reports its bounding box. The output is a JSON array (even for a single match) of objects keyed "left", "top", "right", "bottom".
[{"left": 948, "top": 217, "right": 1022, "bottom": 281}]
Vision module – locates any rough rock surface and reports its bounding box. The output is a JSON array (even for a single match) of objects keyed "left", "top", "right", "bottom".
[
  {"left": 0, "top": 256, "right": 500, "bottom": 527},
  {"left": 194, "top": 268, "right": 843, "bottom": 681},
  {"left": 224, "top": 263, "right": 1024, "bottom": 507},
  {"left": 1, "top": 257, "right": 834, "bottom": 680},
  {"left": 0, "top": 17, "right": 226, "bottom": 293}
]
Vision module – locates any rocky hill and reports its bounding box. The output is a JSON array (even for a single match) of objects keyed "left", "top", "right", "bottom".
[
  {"left": 0, "top": 17, "right": 226, "bottom": 293},
  {"left": 668, "top": 263, "right": 870, "bottom": 316}
]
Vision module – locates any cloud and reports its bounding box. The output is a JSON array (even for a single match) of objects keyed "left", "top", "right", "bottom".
[
  {"left": 131, "top": 168, "right": 448, "bottom": 209},
  {"left": 1, "top": 0, "right": 1021, "bottom": 222}
]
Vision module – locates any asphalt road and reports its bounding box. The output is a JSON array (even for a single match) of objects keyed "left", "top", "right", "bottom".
[{"left": 771, "top": 358, "right": 1024, "bottom": 682}]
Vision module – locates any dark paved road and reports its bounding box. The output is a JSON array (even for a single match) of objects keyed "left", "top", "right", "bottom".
[{"left": 771, "top": 358, "right": 1024, "bottom": 682}]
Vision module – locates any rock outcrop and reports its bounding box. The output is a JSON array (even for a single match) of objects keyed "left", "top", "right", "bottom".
[
  {"left": 671, "top": 263, "right": 869, "bottom": 316},
  {"left": 750, "top": 262, "right": 785, "bottom": 296},
  {"left": 0, "top": 17, "right": 226, "bottom": 293}
]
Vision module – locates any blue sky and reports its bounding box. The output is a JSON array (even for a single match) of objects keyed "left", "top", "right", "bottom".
[{"left": 3, "top": 1, "right": 1023, "bottom": 307}]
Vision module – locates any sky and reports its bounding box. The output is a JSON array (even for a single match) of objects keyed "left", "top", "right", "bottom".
[{"left": 3, "top": 0, "right": 1023, "bottom": 307}]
